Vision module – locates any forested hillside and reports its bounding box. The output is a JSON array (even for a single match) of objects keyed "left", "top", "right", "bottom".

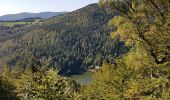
[
  {"left": 0, "top": 17, "right": 43, "bottom": 37},
  {"left": 0, "top": 4, "right": 127, "bottom": 75},
  {"left": 0, "top": 0, "right": 169, "bottom": 100}
]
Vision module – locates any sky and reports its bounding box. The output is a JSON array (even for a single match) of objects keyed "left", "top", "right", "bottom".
[{"left": 0, "top": 0, "right": 98, "bottom": 16}]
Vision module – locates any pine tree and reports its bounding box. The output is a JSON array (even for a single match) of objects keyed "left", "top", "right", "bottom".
[
  {"left": 14, "top": 67, "right": 34, "bottom": 100},
  {"left": 11, "top": 61, "right": 24, "bottom": 79},
  {"left": 0, "top": 64, "right": 18, "bottom": 100}
]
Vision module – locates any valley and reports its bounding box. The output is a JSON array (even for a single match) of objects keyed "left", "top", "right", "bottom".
[{"left": 0, "top": 1, "right": 169, "bottom": 100}]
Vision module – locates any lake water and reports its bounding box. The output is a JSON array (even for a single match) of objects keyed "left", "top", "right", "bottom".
[{"left": 70, "top": 71, "right": 93, "bottom": 85}]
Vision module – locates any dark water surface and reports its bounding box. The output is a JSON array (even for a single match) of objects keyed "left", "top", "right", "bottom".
[{"left": 70, "top": 71, "right": 93, "bottom": 85}]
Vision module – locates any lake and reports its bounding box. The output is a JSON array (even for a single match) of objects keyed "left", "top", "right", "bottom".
[{"left": 70, "top": 71, "right": 93, "bottom": 85}]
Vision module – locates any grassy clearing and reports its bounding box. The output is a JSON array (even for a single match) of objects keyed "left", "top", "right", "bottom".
[{"left": 0, "top": 22, "right": 32, "bottom": 27}]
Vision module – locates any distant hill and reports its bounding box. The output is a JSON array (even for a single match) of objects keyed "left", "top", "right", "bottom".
[{"left": 0, "top": 12, "right": 66, "bottom": 21}]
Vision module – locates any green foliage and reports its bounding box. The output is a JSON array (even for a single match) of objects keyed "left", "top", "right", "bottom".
[
  {"left": 0, "top": 65, "right": 18, "bottom": 100},
  {"left": 14, "top": 67, "right": 80, "bottom": 100},
  {"left": 81, "top": 0, "right": 170, "bottom": 99},
  {"left": 80, "top": 64, "right": 123, "bottom": 99},
  {"left": 13, "top": 67, "right": 34, "bottom": 100},
  {"left": 0, "top": 76, "right": 15, "bottom": 100},
  {"left": 100, "top": 0, "right": 170, "bottom": 65},
  {"left": 81, "top": 59, "right": 169, "bottom": 99},
  {"left": 0, "top": 1, "right": 169, "bottom": 99},
  {"left": 0, "top": 64, "right": 80, "bottom": 100}
]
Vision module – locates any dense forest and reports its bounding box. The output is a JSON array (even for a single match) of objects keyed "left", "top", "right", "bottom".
[
  {"left": 0, "top": 4, "right": 127, "bottom": 75},
  {"left": 0, "top": 0, "right": 170, "bottom": 100}
]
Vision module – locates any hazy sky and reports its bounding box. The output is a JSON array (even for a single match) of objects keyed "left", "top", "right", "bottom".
[{"left": 0, "top": 0, "right": 98, "bottom": 16}]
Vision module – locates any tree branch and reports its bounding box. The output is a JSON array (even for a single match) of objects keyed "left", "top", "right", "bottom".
[
  {"left": 125, "top": 0, "right": 135, "bottom": 12},
  {"left": 149, "top": 0, "right": 166, "bottom": 24}
]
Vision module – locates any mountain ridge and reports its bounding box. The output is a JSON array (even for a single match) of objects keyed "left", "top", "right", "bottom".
[{"left": 0, "top": 12, "right": 67, "bottom": 21}]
